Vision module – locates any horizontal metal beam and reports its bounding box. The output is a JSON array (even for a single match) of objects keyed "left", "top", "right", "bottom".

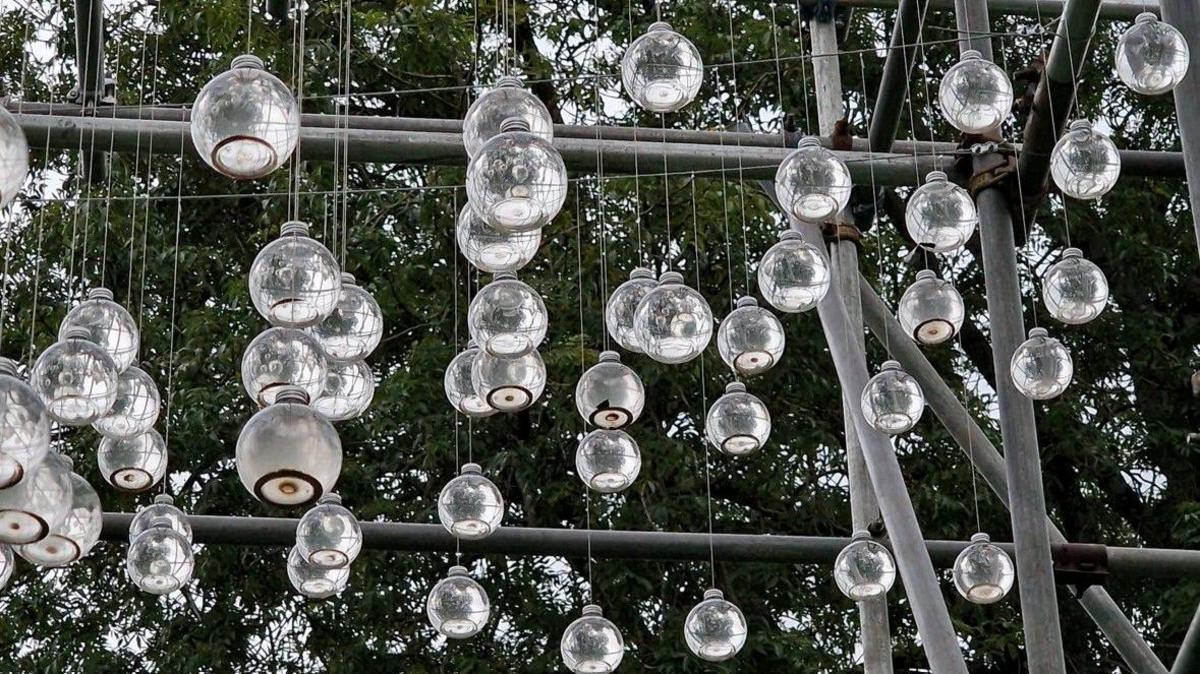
[{"left": 813, "top": 0, "right": 1152, "bottom": 20}]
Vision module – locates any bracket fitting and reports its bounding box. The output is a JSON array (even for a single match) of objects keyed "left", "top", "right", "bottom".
[{"left": 1052, "top": 543, "right": 1109, "bottom": 592}]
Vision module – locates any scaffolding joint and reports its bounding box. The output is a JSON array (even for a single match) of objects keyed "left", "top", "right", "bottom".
[{"left": 1053, "top": 542, "right": 1110, "bottom": 592}]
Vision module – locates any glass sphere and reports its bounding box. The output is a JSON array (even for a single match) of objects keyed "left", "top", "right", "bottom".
[
  {"left": 605, "top": 267, "right": 657, "bottom": 354},
  {"left": 466, "top": 117, "right": 567, "bottom": 233},
  {"left": 32, "top": 327, "right": 119, "bottom": 426},
  {"left": 287, "top": 545, "right": 349, "bottom": 599},
  {"left": 774, "top": 137, "right": 852, "bottom": 221},
  {"left": 860, "top": 360, "right": 925, "bottom": 435},
  {"left": 1117, "top": 13, "right": 1190, "bottom": 95},
  {"left": 632, "top": 270, "right": 713, "bottom": 365},
  {"left": 0, "top": 357, "right": 50, "bottom": 488},
  {"left": 1042, "top": 247, "right": 1108, "bottom": 325},
  {"left": 834, "top": 532, "right": 897, "bottom": 600},
  {"left": 93, "top": 365, "right": 160, "bottom": 439},
  {"left": 575, "top": 429, "right": 642, "bottom": 494},
  {"left": 129, "top": 494, "right": 193, "bottom": 543},
  {"left": 295, "top": 492, "right": 362, "bottom": 568},
  {"left": 236, "top": 386, "right": 343, "bottom": 506},
  {"left": 705, "top": 381, "right": 772, "bottom": 456},
  {"left": 621, "top": 21, "right": 704, "bottom": 113},
  {"left": 249, "top": 221, "right": 341, "bottom": 328},
  {"left": 127, "top": 520, "right": 194, "bottom": 595},
  {"left": 905, "top": 171, "right": 978, "bottom": 252},
  {"left": 463, "top": 76, "right": 554, "bottom": 158},
  {"left": 59, "top": 287, "right": 139, "bottom": 372},
  {"left": 0, "top": 543, "right": 12, "bottom": 591},
  {"left": 312, "top": 359, "right": 375, "bottom": 422},
  {"left": 937, "top": 49, "right": 1013, "bottom": 134},
  {"left": 560, "top": 604, "right": 625, "bottom": 673},
  {"left": 684, "top": 588, "right": 748, "bottom": 662},
  {"left": 1050, "top": 120, "right": 1121, "bottom": 200},
  {"left": 308, "top": 273, "right": 383, "bottom": 362},
  {"left": 97, "top": 429, "right": 168, "bottom": 493},
  {"left": 19, "top": 468, "right": 101, "bottom": 567},
  {"left": 468, "top": 272, "right": 548, "bottom": 357},
  {"left": 0, "top": 106, "right": 29, "bottom": 208},
  {"left": 717, "top": 296, "right": 785, "bottom": 376},
  {"left": 0, "top": 451, "right": 72, "bottom": 544},
  {"left": 575, "top": 351, "right": 645, "bottom": 429},
  {"left": 438, "top": 463, "right": 504, "bottom": 540},
  {"left": 757, "top": 231, "right": 831, "bottom": 313},
  {"left": 456, "top": 202, "right": 541, "bottom": 273},
  {"left": 444, "top": 342, "right": 498, "bottom": 418},
  {"left": 898, "top": 269, "right": 966, "bottom": 346},
  {"left": 191, "top": 54, "right": 300, "bottom": 180},
  {"left": 426, "top": 565, "right": 491, "bottom": 639},
  {"left": 1010, "top": 327, "right": 1073, "bottom": 400},
  {"left": 470, "top": 348, "right": 546, "bottom": 413},
  {"left": 953, "top": 532, "right": 1016, "bottom": 605},
  {"left": 242, "top": 327, "right": 328, "bottom": 407}
]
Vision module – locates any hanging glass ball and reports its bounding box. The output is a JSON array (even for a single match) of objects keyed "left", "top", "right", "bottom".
[
  {"left": 437, "top": 463, "right": 504, "bottom": 540},
  {"left": 242, "top": 326, "right": 328, "bottom": 407},
  {"left": 463, "top": 76, "right": 554, "bottom": 158},
  {"left": 0, "top": 106, "right": 29, "bottom": 209},
  {"left": 444, "top": 342, "right": 498, "bottom": 418},
  {"left": 1010, "top": 327, "right": 1073, "bottom": 400},
  {"left": 236, "top": 386, "right": 342, "bottom": 506},
  {"left": 561, "top": 604, "right": 625, "bottom": 673},
  {"left": 456, "top": 202, "right": 541, "bottom": 273},
  {"left": 59, "top": 287, "right": 139, "bottom": 372},
  {"left": 897, "top": 269, "right": 966, "bottom": 346},
  {"left": 606, "top": 267, "right": 657, "bottom": 354},
  {"left": 466, "top": 117, "right": 568, "bottom": 233},
  {"left": 1116, "top": 13, "right": 1190, "bottom": 95},
  {"left": 468, "top": 272, "right": 548, "bottom": 357},
  {"left": 129, "top": 494, "right": 192, "bottom": 543},
  {"left": 249, "top": 221, "right": 341, "bottom": 328},
  {"left": 621, "top": 21, "right": 704, "bottom": 113},
  {"left": 1050, "top": 120, "right": 1121, "bottom": 200},
  {"left": 684, "top": 588, "right": 748, "bottom": 662},
  {"left": 191, "top": 54, "right": 300, "bottom": 180},
  {"left": 706, "top": 381, "right": 772, "bottom": 456},
  {"left": 717, "top": 296, "right": 785, "bottom": 376},
  {"left": 32, "top": 326, "right": 119, "bottom": 426},
  {"left": 757, "top": 231, "right": 831, "bottom": 313},
  {"left": 97, "top": 428, "right": 168, "bottom": 493},
  {"left": 575, "top": 429, "right": 641, "bottom": 494},
  {"left": 127, "top": 516, "right": 194, "bottom": 595},
  {"left": 953, "top": 532, "right": 1016, "bottom": 605},
  {"left": 426, "top": 565, "right": 491, "bottom": 639},
  {"left": 93, "top": 365, "right": 160, "bottom": 439},
  {"left": 470, "top": 348, "right": 547, "bottom": 413},
  {"left": 632, "top": 270, "right": 713, "bottom": 365},
  {"left": 834, "top": 531, "right": 897, "bottom": 601},
  {"left": 0, "top": 543, "right": 12, "bottom": 591},
  {"left": 937, "top": 49, "right": 1014, "bottom": 134},
  {"left": 1042, "top": 247, "right": 1108, "bottom": 325},
  {"left": 287, "top": 545, "right": 350, "bottom": 599},
  {"left": 295, "top": 492, "right": 362, "bottom": 569},
  {"left": 312, "top": 359, "right": 375, "bottom": 422},
  {"left": 308, "top": 273, "right": 383, "bottom": 363},
  {"left": 0, "top": 357, "right": 50, "bottom": 489},
  {"left": 575, "top": 351, "right": 645, "bottom": 429},
  {"left": 18, "top": 465, "right": 101, "bottom": 567},
  {"left": 774, "top": 136, "right": 852, "bottom": 221},
  {"left": 905, "top": 171, "right": 978, "bottom": 252},
  {"left": 0, "top": 450, "right": 72, "bottom": 545},
  {"left": 860, "top": 360, "right": 925, "bottom": 435}
]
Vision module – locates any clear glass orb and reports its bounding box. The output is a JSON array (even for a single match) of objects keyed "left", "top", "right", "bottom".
[
  {"left": 129, "top": 494, "right": 193, "bottom": 542},
  {"left": 1010, "top": 327, "right": 1073, "bottom": 400},
  {"left": 468, "top": 272, "right": 548, "bottom": 357},
  {"left": 684, "top": 588, "right": 748, "bottom": 662},
  {"left": 308, "top": 273, "right": 383, "bottom": 363},
  {"left": 717, "top": 296, "right": 786, "bottom": 376},
  {"left": 621, "top": 21, "right": 704, "bottom": 113},
  {"left": 0, "top": 357, "right": 50, "bottom": 488},
  {"left": 0, "top": 450, "right": 72, "bottom": 545},
  {"left": 287, "top": 545, "right": 349, "bottom": 599},
  {"left": 437, "top": 463, "right": 504, "bottom": 540},
  {"left": 1050, "top": 120, "right": 1121, "bottom": 200},
  {"left": 18, "top": 468, "right": 101, "bottom": 567},
  {"left": 463, "top": 76, "right": 554, "bottom": 158},
  {"left": 295, "top": 492, "right": 362, "bottom": 569},
  {"left": 834, "top": 532, "right": 897, "bottom": 601},
  {"left": 444, "top": 342, "right": 498, "bottom": 418},
  {"left": 426, "top": 565, "right": 491, "bottom": 639},
  {"left": 575, "top": 429, "right": 641, "bottom": 494},
  {"left": 632, "top": 270, "right": 713, "bottom": 365},
  {"left": 1042, "top": 247, "right": 1108, "bottom": 325},
  {"left": 605, "top": 267, "right": 657, "bottom": 354},
  {"left": 1117, "top": 13, "right": 1190, "bottom": 95},
  {"left": 190, "top": 54, "right": 300, "bottom": 180},
  {"left": 937, "top": 49, "right": 1014, "bottom": 134},
  {"left": 466, "top": 117, "right": 568, "bottom": 233},
  {"left": 470, "top": 348, "right": 547, "bottom": 413},
  {"left": 59, "top": 287, "right": 139, "bottom": 372},
  {"left": 236, "top": 386, "right": 343, "bottom": 506},
  {"left": 898, "top": 270, "right": 966, "bottom": 346},
  {"left": 93, "top": 366, "right": 160, "bottom": 439},
  {"left": 456, "top": 202, "right": 541, "bottom": 273},
  {"left": 860, "top": 360, "right": 925, "bottom": 435},
  {"left": 757, "top": 231, "right": 831, "bottom": 313},
  {"left": 32, "top": 327, "right": 119, "bottom": 426},
  {"left": 249, "top": 221, "right": 342, "bottom": 328},
  {"left": 0, "top": 106, "right": 29, "bottom": 209},
  {"left": 575, "top": 351, "right": 645, "bottom": 429},
  {"left": 0, "top": 544, "right": 12, "bottom": 591},
  {"left": 242, "top": 327, "right": 328, "bottom": 407},
  {"left": 953, "top": 532, "right": 1015, "bottom": 605},
  {"left": 905, "top": 171, "right": 978, "bottom": 252},
  {"left": 98, "top": 429, "right": 168, "bottom": 493},
  {"left": 127, "top": 520, "right": 194, "bottom": 595},
  {"left": 705, "top": 382, "right": 771, "bottom": 456},
  {"left": 560, "top": 604, "right": 625, "bottom": 673},
  {"left": 774, "top": 137, "right": 852, "bottom": 221},
  {"left": 312, "top": 360, "right": 375, "bottom": 422}
]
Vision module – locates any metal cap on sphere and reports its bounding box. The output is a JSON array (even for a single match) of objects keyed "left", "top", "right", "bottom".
[
  {"left": 914, "top": 269, "right": 937, "bottom": 281},
  {"left": 778, "top": 230, "right": 802, "bottom": 241},
  {"left": 1028, "top": 327, "right": 1049, "bottom": 338},
  {"left": 629, "top": 267, "right": 655, "bottom": 280},
  {"left": 87, "top": 288, "right": 115, "bottom": 301},
  {"left": 703, "top": 588, "right": 724, "bottom": 600},
  {"left": 880, "top": 360, "right": 902, "bottom": 371},
  {"left": 598, "top": 351, "right": 621, "bottom": 363},
  {"left": 148, "top": 515, "right": 175, "bottom": 529},
  {"left": 447, "top": 564, "right": 469, "bottom": 576},
  {"left": 280, "top": 220, "right": 311, "bottom": 237},
  {"left": 492, "top": 271, "right": 518, "bottom": 281},
  {"left": 273, "top": 385, "right": 310, "bottom": 405},
  {"left": 581, "top": 604, "right": 603, "bottom": 617},
  {"left": 648, "top": 21, "right": 673, "bottom": 32},
  {"left": 924, "top": 170, "right": 948, "bottom": 183},
  {"left": 153, "top": 494, "right": 175, "bottom": 505},
  {"left": 461, "top": 462, "right": 482, "bottom": 475},
  {"left": 851, "top": 529, "right": 872, "bottom": 541},
  {"left": 340, "top": 272, "right": 357, "bottom": 285},
  {"left": 1068, "top": 119, "right": 1092, "bottom": 133},
  {"left": 0, "top": 357, "right": 17, "bottom": 377},
  {"left": 1135, "top": 11, "right": 1157, "bottom": 23},
  {"left": 725, "top": 381, "right": 747, "bottom": 394},
  {"left": 960, "top": 49, "right": 982, "bottom": 61},
  {"left": 658, "top": 271, "right": 685, "bottom": 285},
  {"left": 735, "top": 296, "right": 758, "bottom": 308},
  {"left": 317, "top": 492, "right": 343, "bottom": 505},
  {"left": 499, "top": 117, "right": 532, "bottom": 133},
  {"left": 231, "top": 54, "right": 266, "bottom": 70},
  {"left": 971, "top": 532, "right": 991, "bottom": 543},
  {"left": 1061, "top": 247, "right": 1083, "bottom": 259},
  {"left": 62, "top": 326, "right": 92, "bottom": 341},
  {"left": 797, "top": 136, "right": 822, "bottom": 148},
  {"left": 494, "top": 75, "right": 523, "bottom": 88}
]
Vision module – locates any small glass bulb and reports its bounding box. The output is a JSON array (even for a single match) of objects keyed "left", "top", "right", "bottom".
[
  {"left": 127, "top": 517, "right": 194, "bottom": 595},
  {"left": 249, "top": 221, "right": 342, "bottom": 328},
  {"left": 574, "top": 351, "right": 645, "bottom": 429},
  {"left": 59, "top": 287, "right": 139, "bottom": 372},
  {"left": 241, "top": 326, "right": 329, "bottom": 407},
  {"left": 438, "top": 463, "right": 504, "bottom": 540},
  {"left": 860, "top": 360, "right": 925, "bottom": 435},
  {"left": 1010, "top": 327, "right": 1073, "bottom": 400},
  {"left": 129, "top": 494, "right": 193, "bottom": 543},
  {"left": 897, "top": 270, "right": 966, "bottom": 346},
  {"left": 757, "top": 231, "right": 831, "bottom": 313},
  {"left": 287, "top": 545, "right": 349, "bottom": 599},
  {"left": 774, "top": 136, "right": 852, "bottom": 222},
  {"left": 0, "top": 544, "right": 13, "bottom": 591},
  {"left": 560, "top": 604, "right": 625, "bottom": 673},
  {"left": 833, "top": 531, "right": 897, "bottom": 601},
  {"left": 456, "top": 202, "right": 541, "bottom": 273},
  {"left": 468, "top": 272, "right": 548, "bottom": 357},
  {"left": 470, "top": 348, "right": 547, "bottom": 413},
  {"left": 706, "top": 381, "right": 771, "bottom": 456},
  {"left": 938, "top": 50, "right": 1013, "bottom": 134},
  {"left": 1050, "top": 120, "right": 1121, "bottom": 200},
  {"left": 0, "top": 357, "right": 50, "bottom": 488},
  {"left": 575, "top": 429, "right": 642, "bottom": 493},
  {"left": 308, "top": 273, "right": 383, "bottom": 363},
  {"left": 0, "top": 451, "right": 72, "bottom": 544},
  {"left": 1042, "top": 247, "right": 1108, "bottom": 325},
  {"left": 620, "top": 21, "right": 704, "bottom": 113},
  {"left": 632, "top": 270, "right": 713, "bottom": 365},
  {"left": 1116, "top": 13, "right": 1190, "bottom": 95},
  {"left": 0, "top": 106, "right": 30, "bottom": 208},
  {"left": 295, "top": 492, "right": 362, "bottom": 569},
  {"left": 444, "top": 342, "right": 498, "bottom": 418},
  {"left": 684, "top": 588, "right": 748, "bottom": 662},
  {"left": 97, "top": 428, "right": 168, "bottom": 493},
  {"left": 32, "top": 326, "right": 119, "bottom": 426},
  {"left": 18, "top": 467, "right": 101, "bottom": 567},
  {"left": 426, "top": 565, "right": 491, "bottom": 639},
  {"left": 466, "top": 117, "right": 567, "bottom": 233},
  {"left": 236, "top": 386, "right": 343, "bottom": 506},
  {"left": 92, "top": 365, "right": 160, "bottom": 440},
  {"left": 463, "top": 76, "right": 554, "bottom": 158},
  {"left": 312, "top": 360, "right": 375, "bottom": 422},
  {"left": 717, "top": 296, "right": 786, "bottom": 376},
  {"left": 953, "top": 532, "right": 1016, "bottom": 605},
  {"left": 605, "top": 267, "right": 657, "bottom": 354},
  {"left": 905, "top": 171, "right": 978, "bottom": 252}
]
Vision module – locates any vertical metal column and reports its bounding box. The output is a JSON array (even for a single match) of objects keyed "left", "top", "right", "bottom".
[
  {"left": 1159, "top": 0, "right": 1200, "bottom": 258},
  {"left": 1172, "top": 603, "right": 1200, "bottom": 673}
]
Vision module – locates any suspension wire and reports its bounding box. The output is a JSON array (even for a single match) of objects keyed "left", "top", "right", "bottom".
[
  {"left": 67, "top": 0, "right": 101, "bottom": 303},
  {"left": 661, "top": 113, "right": 672, "bottom": 267},
  {"left": 26, "top": 7, "right": 59, "bottom": 368},
  {"left": 98, "top": 17, "right": 124, "bottom": 287},
  {"left": 138, "top": 24, "right": 163, "bottom": 335},
  {"left": 770, "top": 2, "right": 787, "bottom": 148},
  {"left": 290, "top": 0, "right": 308, "bottom": 223},
  {"left": 793, "top": 1, "right": 813, "bottom": 133},
  {"left": 627, "top": 0, "right": 646, "bottom": 267},
  {"left": 999, "top": 33, "right": 1041, "bottom": 327},
  {"left": 726, "top": 0, "right": 752, "bottom": 298},
  {"left": 575, "top": 180, "right": 594, "bottom": 603},
  {"left": 246, "top": 0, "right": 253, "bottom": 53},
  {"left": 593, "top": 68, "right": 611, "bottom": 350},
  {"left": 859, "top": 54, "right": 890, "bottom": 358},
  {"left": 452, "top": 187, "right": 462, "bottom": 566},
  {"left": 339, "top": 0, "right": 355, "bottom": 268},
  {"left": 0, "top": 17, "right": 34, "bottom": 355},
  {"left": 127, "top": 7, "right": 152, "bottom": 305},
  {"left": 162, "top": 118, "right": 187, "bottom": 490},
  {"left": 691, "top": 175, "right": 715, "bottom": 588}
]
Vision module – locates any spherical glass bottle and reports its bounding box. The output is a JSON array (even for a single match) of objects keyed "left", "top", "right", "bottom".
[
  {"left": 437, "top": 463, "right": 504, "bottom": 540},
  {"left": 287, "top": 545, "right": 349, "bottom": 599},
  {"left": 59, "top": 287, "right": 139, "bottom": 372},
  {"left": 716, "top": 296, "right": 786, "bottom": 376},
  {"left": 444, "top": 341, "right": 498, "bottom": 418},
  {"left": 308, "top": 273, "right": 383, "bottom": 363},
  {"left": 1042, "top": 247, "right": 1108, "bottom": 325},
  {"left": 575, "top": 429, "right": 642, "bottom": 494},
  {"left": 456, "top": 202, "right": 541, "bottom": 273},
  {"left": 937, "top": 50, "right": 1013, "bottom": 134},
  {"left": 426, "top": 565, "right": 491, "bottom": 639},
  {"left": 952, "top": 532, "right": 1016, "bottom": 605},
  {"left": 312, "top": 359, "right": 375, "bottom": 422},
  {"left": 620, "top": 21, "right": 704, "bottom": 113},
  {"left": 470, "top": 348, "right": 546, "bottom": 413},
  {"left": 97, "top": 428, "right": 168, "bottom": 493},
  {"left": 127, "top": 515, "right": 194, "bottom": 595},
  {"left": 32, "top": 326, "right": 119, "bottom": 426},
  {"left": 560, "top": 604, "right": 625, "bottom": 673},
  {"left": 833, "top": 531, "right": 897, "bottom": 601},
  {"left": 575, "top": 351, "right": 645, "bottom": 429},
  {"left": 632, "top": 270, "right": 713, "bottom": 365},
  {"left": 605, "top": 267, "right": 657, "bottom": 354},
  {"left": 860, "top": 360, "right": 925, "bottom": 435},
  {"left": 468, "top": 271, "right": 548, "bottom": 357},
  {"left": 705, "top": 382, "right": 772, "bottom": 456},
  {"left": 295, "top": 492, "right": 362, "bottom": 569},
  {"left": 19, "top": 465, "right": 101, "bottom": 567},
  {"left": 684, "top": 588, "right": 748, "bottom": 662},
  {"left": 0, "top": 450, "right": 72, "bottom": 545},
  {"left": 1050, "top": 120, "right": 1121, "bottom": 200},
  {"left": 1116, "top": 13, "right": 1190, "bottom": 95},
  {"left": 905, "top": 171, "right": 978, "bottom": 252},
  {"left": 466, "top": 117, "right": 568, "bottom": 233},
  {"left": 757, "top": 231, "right": 831, "bottom": 313},
  {"left": 93, "top": 365, "right": 160, "bottom": 440},
  {"left": 774, "top": 137, "right": 852, "bottom": 222},
  {"left": 129, "top": 494, "right": 193, "bottom": 543},
  {"left": 897, "top": 269, "right": 966, "bottom": 346},
  {"left": 1010, "top": 327, "right": 1073, "bottom": 400},
  {"left": 463, "top": 76, "right": 554, "bottom": 158},
  {"left": 236, "top": 386, "right": 343, "bottom": 506},
  {"left": 248, "top": 220, "right": 341, "bottom": 328},
  {"left": 0, "top": 357, "right": 50, "bottom": 488},
  {"left": 0, "top": 106, "right": 29, "bottom": 208},
  {"left": 242, "top": 326, "right": 328, "bottom": 407}
]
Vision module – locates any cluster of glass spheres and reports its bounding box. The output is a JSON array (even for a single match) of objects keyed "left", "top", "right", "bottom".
[
  {"left": 573, "top": 352, "right": 645, "bottom": 494},
  {"left": 289, "top": 492, "right": 362, "bottom": 598},
  {"left": 126, "top": 495, "right": 195, "bottom": 595}
]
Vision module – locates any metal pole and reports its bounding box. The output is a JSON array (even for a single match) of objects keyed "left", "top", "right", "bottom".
[
  {"left": 795, "top": 0, "right": 1152, "bottom": 20},
  {"left": 1159, "top": 0, "right": 1200, "bottom": 259},
  {"left": 1172, "top": 603, "right": 1200, "bottom": 673},
  {"left": 867, "top": 0, "right": 923, "bottom": 153},
  {"left": 73, "top": 0, "right": 105, "bottom": 105}
]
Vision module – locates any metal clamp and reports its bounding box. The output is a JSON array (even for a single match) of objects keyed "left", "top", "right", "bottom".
[
  {"left": 822, "top": 219, "right": 862, "bottom": 246},
  {"left": 1052, "top": 543, "right": 1110, "bottom": 591}
]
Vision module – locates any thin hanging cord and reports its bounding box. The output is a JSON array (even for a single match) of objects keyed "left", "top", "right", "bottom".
[
  {"left": 162, "top": 122, "right": 187, "bottom": 493},
  {"left": 626, "top": 0, "right": 645, "bottom": 266},
  {"left": 726, "top": 0, "right": 751, "bottom": 297},
  {"left": 246, "top": 0, "right": 253, "bottom": 53},
  {"left": 594, "top": 78, "right": 611, "bottom": 351},
  {"left": 0, "top": 18, "right": 33, "bottom": 354},
  {"left": 340, "top": 0, "right": 354, "bottom": 268},
  {"left": 290, "top": 2, "right": 308, "bottom": 223},
  {"left": 575, "top": 182, "right": 594, "bottom": 602},
  {"left": 691, "top": 175, "right": 715, "bottom": 587},
  {"left": 661, "top": 113, "right": 671, "bottom": 266},
  {"left": 998, "top": 34, "right": 1041, "bottom": 328},
  {"left": 452, "top": 188, "right": 462, "bottom": 565},
  {"left": 127, "top": 13, "right": 152, "bottom": 304},
  {"left": 770, "top": 2, "right": 787, "bottom": 148},
  {"left": 98, "top": 24, "right": 124, "bottom": 286},
  {"left": 138, "top": 26, "right": 163, "bottom": 334},
  {"left": 793, "top": 1, "right": 813, "bottom": 133},
  {"left": 859, "top": 54, "right": 890, "bottom": 357}
]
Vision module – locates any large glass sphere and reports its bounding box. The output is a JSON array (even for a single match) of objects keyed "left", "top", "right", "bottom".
[
  {"left": 18, "top": 468, "right": 101, "bottom": 567},
  {"left": 0, "top": 544, "right": 12, "bottom": 591},
  {"left": 905, "top": 171, "right": 978, "bottom": 252},
  {"left": 898, "top": 269, "right": 966, "bottom": 346},
  {"left": 93, "top": 365, "right": 160, "bottom": 439},
  {"left": 605, "top": 267, "right": 657, "bottom": 354},
  {"left": 774, "top": 137, "right": 852, "bottom": 222},
  {"left": 470, "top": 348, "right": 546, "bottom": 413},
  {"left": 575, "top": 429, "right": 641, "bottom": 493},
  {"left": 1116, "top": 13, "right": 1190, "bottom": 95},
  {"left": 834, "top": 531, "right": 897, "bottom": 601},
  {"left": 937, "top": 49, "right": 1014, "bottom": 134},
  {"left": 0, "top": 451, "right": 72, "bottom": 544},
  {"left": 463, "top": 76, "right": 554, "bottom": 158},
  {"left": 287, "top": 545, "right": 350, "bottom": 599},
  {"left": 32, "top": 327, "right": 119, "bottom": 426},
  {"left": 0, "top": 106, "right": 30, "bottom": 208},
  {"left": 127, "top": 519, "right": 194, "bottom": 595},
  {"left": 59, "top": 287, "right": 139, "bottom": 372},
  {"left": 456, "top": 202, "right": 541, "bottom": 273},
  {"left": 705, "top": 382, "right": 772, "bottom": 456},
  {"left": 575, "top": 351, "right": 645, "bottom": 429},
  {"left": 308, "top": 273, "right": 383, "bottom": 363},
  {"left": 438, "top": 463, "right": 504, "bottom": 540},
  {"left": 1042, "top": 247, "right": 1108, "bottom": 325},
  {"left": 468, "top": 272, "right": 548, "bottom": 357},
  {"left": 717, "top": 296, "right": 786, "bottom": 376},
  {"left": 249, "top": 221, "right": 341, "bottom": 328},
  {"left": 860, "top": 360, "right": 925, "bottom": 435},
  {"left": 620, "top": 21, "right": 704, "bottom": 113},
  {"left": 295, "top": 492, "right": 362, "bottom": 568},
  {"left": 683, "top": 588, "right": 748, "bottom": 662},
  {"left": 97, "top": 429, "right": 168, "bottom": 493},
  {"left": 560, "top": 604, "right": 625, "bottom": 673},
  {"left": 312, "top": 360, "right": 375, "bottom": 422},
  {"left": 0, "top": 357, "right": 50, "bottom": 488},
  {"left": 191, "top": 54, "right": 300, "bottom": 180},
  {"left": 242, "top": 327, "right": 328, "bottom": 407},
  {"left": 757, "top": 231, "right": 831, "bottom": 313},
  {"left": 129, "top": 494, "right": 193, "bottom": 543},
  {"left": 426, "top": 565, "right": 491, "bottom": 639},
  {"left": 236, "top": 386, "right": 343, "bottom": 506},
  {"left": 1010, "top": 327, "right": 1073, "bottom": 400},
  {"left": 1050, "top": 120, "right": 1121, "bottom": 200},
  {"left": 444, "top": 342, "right": 498, "bottom": 418},
  {"left": 466, "top": 117, "right": 568, "bottom": 233},
  {"left": 632, "top": 270, "right": 713, "bottom": 365},
  {"left": 953, "top": 532, "right": 1016, "bottom": 605}
]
